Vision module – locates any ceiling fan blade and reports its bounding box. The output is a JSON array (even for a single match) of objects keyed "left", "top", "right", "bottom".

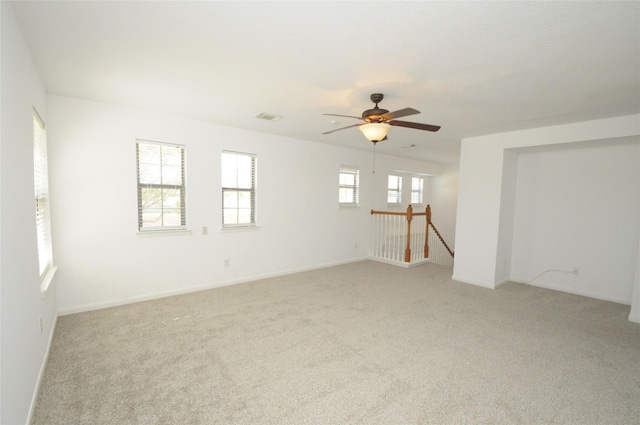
[
  {"left": 389, "top": 120, "right": 441, "bottom": 132},
  {"left": 322, "top": 123, "right": 362, "bottom": 135},
  {"left": 381, "top": 107, "right": 420, "bottom": 120},
  {"left": 322, "top": 113, "right": 363, "bottom": 120}
]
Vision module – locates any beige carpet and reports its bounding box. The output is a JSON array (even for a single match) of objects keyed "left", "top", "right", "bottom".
[{"left": 32, "top": 261, "right": 640, "bottom": 424}]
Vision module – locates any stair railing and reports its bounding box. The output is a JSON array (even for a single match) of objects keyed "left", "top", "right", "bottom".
[{"left": 370, "top": 204, "right": 454, "bottom": 266}]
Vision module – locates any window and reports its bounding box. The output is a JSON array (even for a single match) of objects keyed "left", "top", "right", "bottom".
[
  {"left": 221, "top": 151, "right": 256, "bottom": 227},
  {"left": 387, "top": 174, "right": 402, "bottom": 204},
  {"left": 339, "top": 166, "right": 359, "bottom": 206},
  {"left": 33, "top": 110, "right": 53, "bottom": 277},
  {"left": 411, "top": 176, "right": 424, "bottom": 204},
  {"left": 136, "top": 140, "right": 186, "bottom": 231}
]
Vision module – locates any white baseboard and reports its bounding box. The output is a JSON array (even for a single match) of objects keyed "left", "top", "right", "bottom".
[
  {"left": 494, "top": 277, "right": 511, "bottom": 288},
  {"left": 451, "top": 275, "right": 496, "bottom": 289},
  {"left": 58, "top": 257, "right": 368, "bottom": 316},
  {"left": 368, "top": 257, "right": 431, "bottom": 268},
  {"left": 511, "top": 276, "right": 631, "bottom": 305},
  {"left": 27, "top": 312, "right": 59, "bottom": 425}
]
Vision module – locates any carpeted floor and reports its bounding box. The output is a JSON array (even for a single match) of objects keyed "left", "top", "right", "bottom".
[{"left": 32, "top": 261, "right": 640, "bottom": 424}]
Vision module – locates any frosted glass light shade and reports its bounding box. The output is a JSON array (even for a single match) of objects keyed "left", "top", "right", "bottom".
[{"left": 359, "top": 122, "right": 391, "bottom": 142}]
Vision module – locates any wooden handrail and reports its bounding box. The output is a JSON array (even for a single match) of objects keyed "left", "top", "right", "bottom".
[{"left": 429, "top": 221, "right": 455, "bottom": 258}]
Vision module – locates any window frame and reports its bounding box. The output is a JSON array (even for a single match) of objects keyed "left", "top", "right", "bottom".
[
  {"left": 338, "top": 166, "right": 360, "bottom": 206},
  {"left": 136, "top": 140, "right": 187, "bottom": 232},
  {"left": 33, "top": 109, "right": 53, "bottom": 278},
  {"left": 411, "top": 176, "right": 424, "bottom": 205},
  {"left": 221, "top": 150, "right": 257, "bottom": 228},
  {"left": 387, "top": 174, "right": 403, "bottom": 205}
]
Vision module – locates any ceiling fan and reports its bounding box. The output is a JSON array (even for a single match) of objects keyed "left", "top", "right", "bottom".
[{"left": 322, "top": 93, "right": 441, "bottom": 143}]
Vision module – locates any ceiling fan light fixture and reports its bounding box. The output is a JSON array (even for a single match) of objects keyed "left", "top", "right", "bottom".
[{"left": 359, "top": 122, "right": 391, "bottom": 142}]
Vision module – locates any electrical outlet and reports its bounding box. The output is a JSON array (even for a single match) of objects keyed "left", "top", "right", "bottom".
[
  {"left": 572, "top": 267, "right": 580, "bottom": 275},
  {"left": 202, "top": 226, "right": 208, "bottom": 235},
  {"left": 224, "top": 258, "right": 230, "bottom": 268}
]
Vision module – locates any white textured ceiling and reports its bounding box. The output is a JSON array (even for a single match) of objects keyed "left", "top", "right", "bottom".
[{"left": 10, "top": 1, "right": 640, "bottom": 164}]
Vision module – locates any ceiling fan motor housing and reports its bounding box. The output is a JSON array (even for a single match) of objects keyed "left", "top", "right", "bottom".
[
  {"left": 363, "top": 93, "right": 388, "bottom": 122},
  {"left": 362, "top": 108, "right": 389, "bottom": 122}
]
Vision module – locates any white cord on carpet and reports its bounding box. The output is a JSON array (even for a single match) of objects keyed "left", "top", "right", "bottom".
[{"left": 523, "top": 268, "right": 574, "bottom": 284}]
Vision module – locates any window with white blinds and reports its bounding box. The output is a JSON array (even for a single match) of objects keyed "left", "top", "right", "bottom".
[
  {"left": 411, "top": 176, "right": 424, "bottom": 204},
  {"left": 33, "top": 110, "right": 53, "bottom": 277},
  {"left": 339, "top": 166, "right": 359, "bottom": 206},
  {"left": 136, "top": 140, "right": 186, "bottom": 231},
  {"left": 221, "top": 151, "right": 256, "bottom": 227},
  {"left": 387, "top": 174, "right": 403, "bottom": 204}
]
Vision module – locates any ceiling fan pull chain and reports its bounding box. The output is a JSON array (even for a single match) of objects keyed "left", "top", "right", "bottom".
[{"left": 372, "top": 141, "right": 377, "bottom": 174}]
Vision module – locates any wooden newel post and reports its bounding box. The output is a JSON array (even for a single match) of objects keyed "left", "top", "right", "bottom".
[
  {"left": 404, "top": 205, "right": 413, "bottom": 263},
  {"left": 424, "top": 205, "right": 431, "bottom": 259}
]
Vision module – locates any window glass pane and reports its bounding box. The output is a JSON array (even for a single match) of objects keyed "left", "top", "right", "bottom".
[
  {"left": 339, "top": 188, "right": 354, "bottom": 203},
  {"left": 139, "top": 163, "right": 161, "bottom": 184},
  {"left": 238, "top": 191, "right": 252, "bottom": 208},
  {"left": 223, "top": 190, "right": 238, "bottom": 208},
  {"left": 237, "top": 209, "right": 252, "bottom": 224},
  {"left": 162, "top": 188, "right": 181, "bottom": 208},
  {"left": 237, "top": 173, "right": 252, "bottom": 189},
  {"left": 412, "top": 177, "right": 420, "bottom": 190},
  {"left": 138, "top": 144, "right": 161, "bottom": 165},
  {"left": 223, "top": 209, "right": 238, "bottom": 225},
  {"left": 162, "top": 164, "right": 182, "bottom": 185},
  {"left": 221, "top": 153, "right": 238, "bottom": 187},
  {"left": 162, "top": 209, "right": 182, "bottom": 227},
  {"left": 161, "top": 145, "right": 182, "bottom": 166},
  {"left": 339, "top": 172, "right": 355, "bottom": 186},
  {"left": 411, "top": 177, "right": 423, "bottom": 204},
  {"left": 141, "top": 209, "right": 162, "bottom": 227},
  {"left": 141, "top": 188, "right": 163, "bottom": 208}
]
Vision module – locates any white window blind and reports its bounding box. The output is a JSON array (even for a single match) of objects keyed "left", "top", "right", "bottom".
[
  {"left": 33, "top": 110, "right": 53, "bottom": 277},
  {"left": 411, "top": 176, "right": 424, "bottom": 204},
  {"left": 136, "top": 140, "right": 186, "bottom": 231},
  {"left": 339, "top": 166, "right": 359, "bottom": 205},
  {"left": 387, "top": 174, "right": 403, "bottom": 204},
  {"left": 221, "top": 151, "right": 256, "bottom": 227}
]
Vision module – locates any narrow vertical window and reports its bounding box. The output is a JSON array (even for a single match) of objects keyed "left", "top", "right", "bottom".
[
  {"left": 136, "top": 140, "right": 186, "bottom": 231},
  {"left": 339, "top": 166, "right": 359, "bottom": 206},
  {"left": 33, "top": 110, "right": 53, "bottom": 277},
  {"left": 411, "top": 176, "right": 424, "bottom": 204},
  {"left": 387, "top": 174, "right": 403, "bottom": 205},
  {"left": 221, "top": 151, "right": 256, "bottom": 227}
]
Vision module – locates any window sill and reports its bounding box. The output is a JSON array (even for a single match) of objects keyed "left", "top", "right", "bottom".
[
  {"left": 221, "top": 224, "right": 260, "bottom": 232},
  {"left": 136, "top": 229, "right": 192, "bottom": 237},
  {"left": 40, "top": 265, "right": 58, "bottom": 298},
  {"left": 339, "top": 203, "right": 359, "bottom": 208}
]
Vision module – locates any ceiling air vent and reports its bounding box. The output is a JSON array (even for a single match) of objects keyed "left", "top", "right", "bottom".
[{"left": 255, "top": 112, "right": 282, "bottom": 121}]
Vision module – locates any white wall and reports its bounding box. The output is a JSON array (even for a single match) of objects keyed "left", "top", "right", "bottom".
[
  {"left": 453, "top": 114, "right": 640, "bottom": 319},
  {"left": 429, "top": 162, "right": 459, "bottom": 251},
  {"left": 48, "top": 95, "right": 443, "bottom": 314},
  {"left": 511, "top": 142, "right": 640, "bottom": 304},
  {"left": 0, "top": 2, "right": 58, "bottom": 424}
]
